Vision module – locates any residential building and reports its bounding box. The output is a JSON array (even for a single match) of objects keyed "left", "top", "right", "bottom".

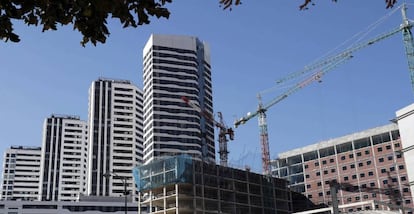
[
  {"left": 39, "top": 115, "right": 88, "bottom": 201},
  {"left": 1, "top": 146, "right": 41, "bottom": 201},
  {"left": 133, "top": 155, "right": 292, "bottom": 214},
  {"left": 272, "top": 122, "right": 413, "bottom": 213},
  {"left": 142, "top": 34, "right": 215, "bottom": 164},
  {"left": 87, "top": 78, "right": 144, "bottom": 200},
  {"left": 396, "top": 103, "right": 414, "bottom": 195}
]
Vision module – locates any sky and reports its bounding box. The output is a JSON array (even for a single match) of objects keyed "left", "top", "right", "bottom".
[{"left": 1, "top": 1, "right": 414, "bottom": 173}]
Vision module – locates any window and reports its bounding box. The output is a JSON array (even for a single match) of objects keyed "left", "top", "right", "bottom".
[
  {"left": 306, "top": 174, "right": 310, "bottom": 178},
  {"left": 308, "top": 194, "right": 313, "bottom": 198},
  {"left": 316, "top": 172, "right": 320, "bottom": 176},
  {"left": 367, "top": 160, "right": 372, "bottom": 165},
  {"left": 331, "top": 168, "right": 336, "bottom": 173},
  {"left": 358, "top": 163, "right": 363, "bottom": 167},
  {"left": 381, "top": 169, "right": 386, "bottom": 173},
  {"left": 370, "top": 182, "right": 375, "bottom": 187},
  {"left": 399, "top": 165, "right": 405, "bottom": 170},
  {"left": 368, "top": 171, "right": 374, "bottom": 176},
  {"left": 355, "top": 196, "right": 360, "bottom": 201},
  {"left": 317, "top": 182, "right": 322, "bottom": 186},
  {"left": 350, "top": 164, "right": 355, "bottom": 169},
  {"left": 352, "top": 175, "right": 357, "bottom": 179},
  {"left": 379, "top": 158, "right": 384, "bottom": 162},
  {"left": 378, "top": 147, "right": 383, "bottom": 152},
  {"left": 318, "top": 192, "right": 323, "bottom": 197},
  {"left": 325, "top": 181, "right": 330, "bottom": 184},
  {"left": 341, "top": 156, "right": 346, "bottom": 160},
  {"left": 360, "top": 173, "right": 365, "bottom": 178},
  {"left": 401, "top": 176, "right": 406, "bottom": 181},
  {"left": 344, "top": 176, "right": 349, "bottom": 181},
  {"left": 395, "top": 143, "right": 401, "bottom": 147},
  {"left": 383, "top": 180, "right": 388, "bottom": 184},
  {"left": 357, "top": 152, "right": 362, "bottom": 157},
  {"left": 304, "top": 165, "right": 308, "bottom": 169},
  {"left": 390, "top": 167, "right": 395, "bottom": 172},
  {"left": 349, "top": 154, "right": 354, "bottom": 158},
  {"left": 324, "top": 170, "right": 328, "bottom": 175},
  {"left": 392, "top": 178, "right": 398, "bottom": 183},
  {"left": 347, "top": 198, "right": 352, "bottom": 202},
  {"left": 342, "top": 166, "right": 347, "bottom": 170},
  {"left": 388, "top": 156, "right": 393, "bottom": 161},
  {"left": 365, "top": 150, "right": 370, "bottom": 155},
  {"left": 386, "top": 145, "right": 391, "bottom": 150},
  {"left": 330, "top": 158, "right": 334, "bottom": 163},
  {"left": 322, "top": 160, "right": 327, "bottom": 165},
  {"left": 397, "top": 154, "right": 402, "bottom": 158},
  {"left": 315, "top": 162, "right": 319, "bottom": 167},
  {"left": 307, "top": 184, "right": 311, "bottom": 188},
  {"left": 363, "top": 195, "right": 369, "bottom": 199}
]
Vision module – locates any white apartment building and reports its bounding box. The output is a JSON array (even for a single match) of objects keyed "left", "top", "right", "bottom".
[
  {"left": 1, "top": 146, "right": 41, "bottom": 201},
  {"left": 396, "top": 103, "right": 414, "bottom": 196},
  {"left": 142, "top": 34, "right": 215, "bottom": 164},
  {"left": 39, "top": 115, "right": 88, "bottom": 201},
  {"left": 87, "top": 78, "right": 143, "bottom": 200}
]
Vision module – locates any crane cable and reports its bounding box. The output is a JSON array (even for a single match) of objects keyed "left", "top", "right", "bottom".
[{"left": 274, "top": 5, "right": 402, "bottom": 87}]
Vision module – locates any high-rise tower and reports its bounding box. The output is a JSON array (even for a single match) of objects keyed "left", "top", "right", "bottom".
[
  {"left": 87, "top": 78, "right": 143, "bottom": 199},
  {"left": 39, "top": 115, "right": 88, "bottom": 201},
  {"left": 1, "top": 146, "right": 41, "bottom": 201},
  {"left": 142, "top": 34, "right": 215, "bottom": 164}
]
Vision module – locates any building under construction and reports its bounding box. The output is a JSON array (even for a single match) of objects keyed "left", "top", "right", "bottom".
[{"left": 133, "top": 155, "right": 292, "bottom": 214}]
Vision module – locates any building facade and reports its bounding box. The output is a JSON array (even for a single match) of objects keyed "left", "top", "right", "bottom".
[
  {"left": 142, "top": 34, "right": 215, "bottom": 165},
  {"left": 0, "top": 199, "right": 138, "bottom": 214},
  {"left": 396, "top": 103, "right": 414, "bottom": 196},
  {"left": 272, "top": 123, "right": 413, "bottom": 212},
  {"left": 87, "top": 78, "right": 144, "bottom": 199},
  {"left": 134, "top": 155, "right": 292, "bottom": 214},
  {"left": 39, "top": 115, "right": 88, "bottom": 201},
  {"left": 1, "top": 146, "right": 41, "bottom": 201}
]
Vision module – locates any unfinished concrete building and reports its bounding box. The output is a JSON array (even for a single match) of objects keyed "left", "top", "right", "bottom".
[{"left": 133, "top": 155, "right": 292, "bottom": 214}]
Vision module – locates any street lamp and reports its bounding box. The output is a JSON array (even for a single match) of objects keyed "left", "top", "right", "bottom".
[{"left": 103, "top": 171, "right": 128, "bottom": 214}]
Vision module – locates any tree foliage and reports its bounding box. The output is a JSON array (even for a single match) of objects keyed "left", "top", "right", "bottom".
[
  {"left": 0, "top": 0, "right": 397, "bottom": 46},
  {"left": 299, "top": 0, "right": 397, "bottom": 10},
  {"left": 0, "top": 0, "right": 173, "bottom": 46}
]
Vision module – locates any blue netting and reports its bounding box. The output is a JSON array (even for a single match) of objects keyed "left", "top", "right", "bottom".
[{"left": 133, "top": 155, "right": 193, "bottom": 191}]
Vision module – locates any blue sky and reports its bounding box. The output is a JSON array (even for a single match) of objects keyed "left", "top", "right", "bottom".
[{"left": 1, "top": 1, "right": 414, "bottom": 173}]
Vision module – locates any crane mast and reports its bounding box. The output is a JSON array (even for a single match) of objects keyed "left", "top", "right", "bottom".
[
  {"left": 217, "top": 112, "right": 230, "bottom": 167},
  {"left": 181, "top": 96, "right": 234, "bottom": 167},
  {"left": 257, "top": 95, "right": 271, "bottom": 174},
  {"left": 401, "top": 4, "right": 414, "bottom": 94},
  {"left": 234, "top": 3, "right": 414, "bottom": 176}
]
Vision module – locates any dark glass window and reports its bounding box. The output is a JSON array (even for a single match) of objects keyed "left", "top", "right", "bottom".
[{"left": 354, "top": 137, "right": 371, "bottom": 149}]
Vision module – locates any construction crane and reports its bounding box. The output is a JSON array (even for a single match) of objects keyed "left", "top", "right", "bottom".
[
  {"left": 181, "top": 96, "right": 234, "bottom": 167},
  {"left": 234, "top": 4, "right": 414, "bottom": 176}
]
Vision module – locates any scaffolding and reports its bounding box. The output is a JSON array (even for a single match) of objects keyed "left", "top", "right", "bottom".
[{"left": 133, "top": 155, "right": 292, "bottom": 214}]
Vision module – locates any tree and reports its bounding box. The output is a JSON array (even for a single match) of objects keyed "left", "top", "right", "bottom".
[
  {"left": 299, "top": 0, "right": 397, "bottom": 10},
  {"left": 0, "top": 0, "right": 396, "bottom": 46}
]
